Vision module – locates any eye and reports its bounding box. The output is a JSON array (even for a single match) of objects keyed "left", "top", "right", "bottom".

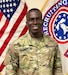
[
  {"left": 36, "top": 17, "right": 42, "bottom": 20},
  {"left": 30, "top": 18, "right": 34, "bottom": 21},
  {"left": 27, "top": 18, "right": 34, "bottom": 22}
]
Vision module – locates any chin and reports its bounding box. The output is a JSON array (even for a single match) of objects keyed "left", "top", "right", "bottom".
[{"left": 32, "top": 31, "right": 39, "bottom": 34}]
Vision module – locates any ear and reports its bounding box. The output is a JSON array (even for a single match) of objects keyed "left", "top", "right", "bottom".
[
  {"left": 26, "top": 22, "right": 28, "bottom": 27},
  {"left": 26, "top": 21, "right": 27, "bottom": 24},
  {"left": 42, "top": 19, "right": 44, "bottom": 24},
  {"left": 42, "top": 19, "right": 44, "bottom": 22}
]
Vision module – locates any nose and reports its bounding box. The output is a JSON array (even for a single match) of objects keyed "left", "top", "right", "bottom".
[{"left": 33, "top": 19, "right": 37, "bottom": 24}]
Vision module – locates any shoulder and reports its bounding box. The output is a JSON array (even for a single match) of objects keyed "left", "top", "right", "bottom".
[
  {"left": 13, "top": 33, "right": 28, "bottom": 45},
  {"left": 8, "top": 33, "right": 29, "bottom": 50},
  {"left": 44, "top": 34, "right": 58, "bottom": 46}
]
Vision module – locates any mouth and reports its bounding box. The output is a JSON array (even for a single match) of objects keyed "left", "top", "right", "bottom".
[
  {"left": 33, "top": 26, "right": 39, "bottom": 30},
  {"left": 32, "top": 25, "right": 39, "bottom": 30}
]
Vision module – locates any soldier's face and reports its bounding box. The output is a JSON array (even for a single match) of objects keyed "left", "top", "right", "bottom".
[{"left": 26, "top": 10, "right": 43, "bottom": 34}]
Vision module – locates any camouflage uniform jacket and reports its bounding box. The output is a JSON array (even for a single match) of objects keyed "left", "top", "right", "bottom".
[{"left": 4, "top": 33, "right": 63, "bottom": 75}]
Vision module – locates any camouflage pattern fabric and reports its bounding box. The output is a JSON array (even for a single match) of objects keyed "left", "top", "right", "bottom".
[{"left": 4, "top": 33, "right": 63, "bottom": 75}]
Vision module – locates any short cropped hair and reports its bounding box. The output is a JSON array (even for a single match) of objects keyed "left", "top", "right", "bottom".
[{"left": 26, "top": 8, "right": 42, "bottom": 18}]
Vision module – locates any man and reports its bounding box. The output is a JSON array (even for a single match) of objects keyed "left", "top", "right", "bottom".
[{"left": 4, "top": 8, "right": 63, "bottom": 75}]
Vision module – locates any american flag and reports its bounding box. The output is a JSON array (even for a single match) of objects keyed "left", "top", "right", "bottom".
[{"left": 0, "top": 0, "right": 28, "bottom": 74}]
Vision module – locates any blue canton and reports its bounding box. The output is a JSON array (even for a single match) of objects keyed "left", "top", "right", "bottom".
[{"left": 0, "top": 0, "right": 20, "bottom": 20}]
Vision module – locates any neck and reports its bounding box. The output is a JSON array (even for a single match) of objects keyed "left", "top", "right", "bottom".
[{"left": 29, "top": 32, "right": 43, "bottom": 39}]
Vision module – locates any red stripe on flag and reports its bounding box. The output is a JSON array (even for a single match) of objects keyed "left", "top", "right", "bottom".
[
  {"left": 0, "top": 12, "right": 3, "bottom": 21},
  {"left": 0, "top": 62, "right": 5, "bottom": 72},
  {"left": 0, "top": 20, "right": 9, "bottom": 38},
  {"left": 19, "top": 25, "right": 28, "bottom": 36}
]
